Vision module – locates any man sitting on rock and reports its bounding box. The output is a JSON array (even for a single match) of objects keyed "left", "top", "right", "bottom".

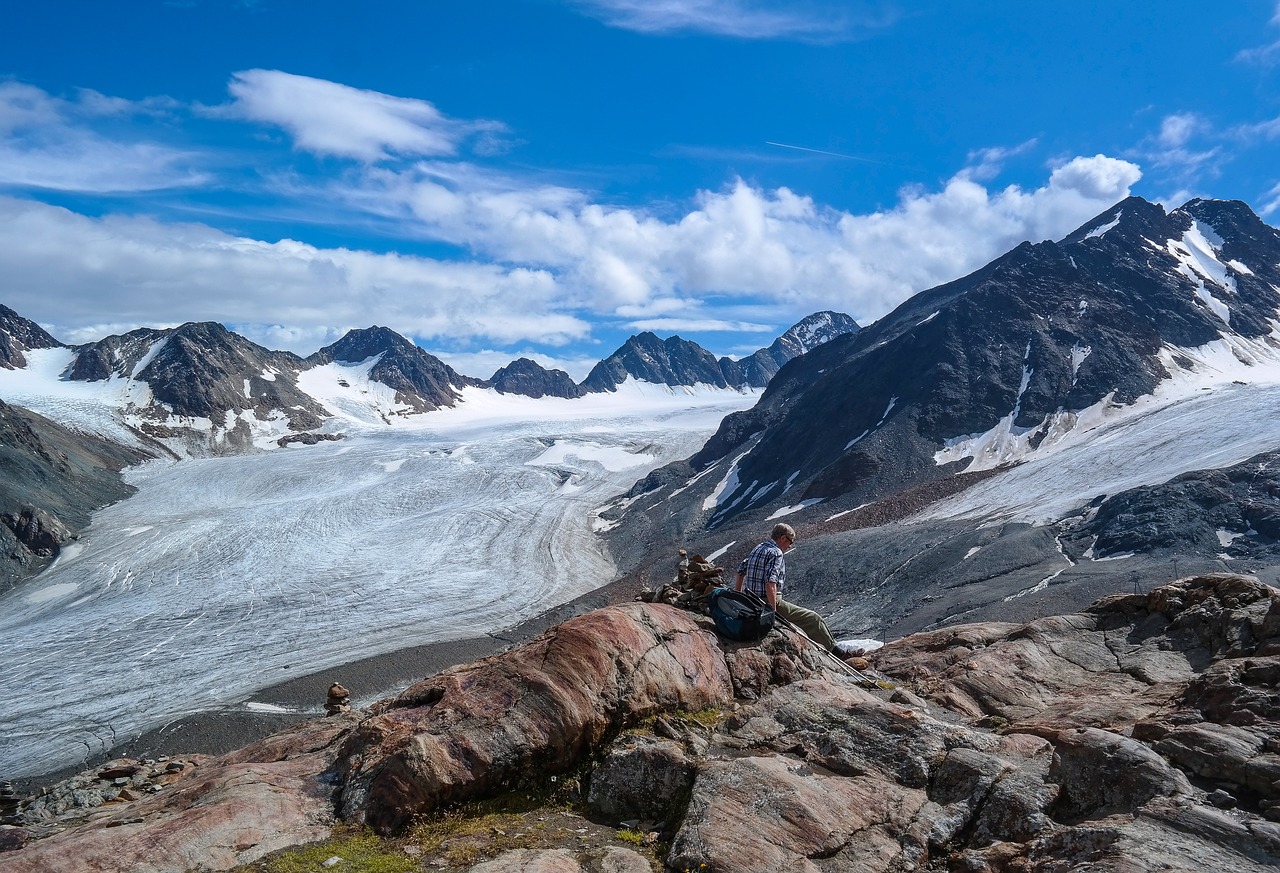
[{"left": 735, "top": 522, "right": 859, "bottom": 661}]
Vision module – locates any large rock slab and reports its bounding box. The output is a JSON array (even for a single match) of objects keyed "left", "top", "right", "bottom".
[{"left": 1, "top": 714, "right": 359, "bottom": 873}]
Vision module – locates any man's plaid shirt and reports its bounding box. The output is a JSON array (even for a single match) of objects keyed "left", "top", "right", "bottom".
[{"left": 738, "top": 539, "right": 786, "bottom": 597}]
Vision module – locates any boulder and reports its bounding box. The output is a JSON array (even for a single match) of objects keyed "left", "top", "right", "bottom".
[
  {"left": 586, "top": 736, "right": 693, "bottom": 823},
  {"left": 334, "top": 604, "right": 741, "bottom": 832}
]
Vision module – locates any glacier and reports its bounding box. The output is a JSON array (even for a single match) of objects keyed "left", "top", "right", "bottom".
[{"left": 0, "top": 382, "right": 759, "bottom": 778}]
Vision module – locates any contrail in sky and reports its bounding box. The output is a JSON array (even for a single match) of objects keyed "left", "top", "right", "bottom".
[{"left": 765, "top": 141, "right": 893, "bottom": 166}]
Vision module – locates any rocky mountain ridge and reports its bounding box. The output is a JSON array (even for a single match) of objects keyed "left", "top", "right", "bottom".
[
  {"left": 581, "top": 311, "right": 860, "bottom": 393},
  {"left": 0, "top": 309, "right": 855, "bottom": 458},
  {"left": 3, "top": 573, "right": 1278, "bottom": 872},
  {"left": 600, "top": 196, "right": 1280, "bottom": 640}
]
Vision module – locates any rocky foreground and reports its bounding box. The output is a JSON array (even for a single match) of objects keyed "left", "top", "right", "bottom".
[{"left": 3, "top": 573, "right": 1280, "bottom": 872}]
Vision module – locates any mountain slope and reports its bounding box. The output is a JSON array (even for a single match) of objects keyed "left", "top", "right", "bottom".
[
  {"left": 0, "top": 399, "right": 151, "bottom": 591},
  {"left": 0, "top": 305, "right": 61, "bottom": 369},
  {"left": 487, "top": 358, "right": 585, "bottom": 399},
  {"left": 599, "top": 196, "right": 1280, "bottom": 640},
  {"left": 720, "top": 310, "right": 861, "bottom": 387},
  {"left": 672, "top": 197, "right": 1280, "bottom": 527},
  {"left": 307, "top": 326, "right": 483, "bottom": 412},
  {"left": 580, "top": 332, "right": 731, "bottom": 392},
  {"left": 68, "top": 321, "right": 327, "bottom": 452}
]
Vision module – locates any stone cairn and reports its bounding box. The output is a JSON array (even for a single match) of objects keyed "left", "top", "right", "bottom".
[
  {"left": 326, "top": 682, "right": 351, "bottom": 715},
  {"left": 637, "top": 549, "right": 724, "bottom": 609},
  {"left": 0, "top": 780, "right": 20, "bottom": 825}
]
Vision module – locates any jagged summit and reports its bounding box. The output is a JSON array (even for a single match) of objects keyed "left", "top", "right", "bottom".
[
  {"left": 1, "top": 307, "right": 849, "bottom": 460},
  {"left": 0, "top": 304, "right": 61, "bottom": 369},
  {"left": 580, "top": 312, "right": 860, "bottom": 394},
  {"left": 580, "top": 331, "right": 730, "bottom": 393},
  {"left": 487, "top": 357, "right": 584, "bottom": 399},
  {"left": 309, "top": 326, "right": 482, "bottom": 412},
  {"left": 720, "top": 310, "right": 861, "bottom": 389}
]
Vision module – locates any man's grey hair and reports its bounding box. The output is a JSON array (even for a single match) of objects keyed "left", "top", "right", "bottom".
[{"left": 771, "top": 522, "right": 796, "bottom": 542}]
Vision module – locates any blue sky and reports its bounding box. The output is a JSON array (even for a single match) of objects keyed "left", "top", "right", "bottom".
[{"left": 2, "top": 1, "right": 1279, "bottom": 379}]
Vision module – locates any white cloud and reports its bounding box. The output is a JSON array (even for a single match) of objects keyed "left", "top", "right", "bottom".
[
  {"left": 217, "top": 70, "right": 507, "bottom": 162},
  {"left": 0, "top": 196, "right": 587, "bottom": 354},
  {"left": 0, "top": 152, "right": 1142, "bottom": 359},
  {"left": 317, "top": 151, "right": 1140, "bottom": 324},
  {"left": 567, "top": 0, "right": 897, "bottom": 42},
  {"left": 0, "top": 73, "right": 1146, "bottom": 362},
  {"left": 1260, "top": 182, "right": 1280, "bottom": 217},
  {"left": 626, "top": 317, "right": 775, "bottom": 333},
  {"left": 1236, "top": 3, "right": 1280, "bottom": 66},
  {"left": 1158, "top": 112, "right": 1202, "bottom": 148},
  {"left": 0, "top": 82, "right": 204, "bottom": 192},
  {"left": 960, "top": 139, "right": 1039, "bottom": 182},
  {"left": 1129, "top": 112, "right": 1221, "bottom": 189}
]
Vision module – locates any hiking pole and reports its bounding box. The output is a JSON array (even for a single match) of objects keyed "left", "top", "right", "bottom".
[{"left": 739, "top": 590, "right": 876, "bottom": 686}]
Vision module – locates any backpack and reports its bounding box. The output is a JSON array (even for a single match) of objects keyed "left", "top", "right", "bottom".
[{"left": 708, "top": 588, "right": 775, "bottom": 642}]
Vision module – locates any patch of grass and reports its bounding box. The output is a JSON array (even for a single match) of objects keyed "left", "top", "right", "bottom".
[
  {"left": 633, "top": 706, "right": 727, "bottom": 733},
  {"left": 408, "top": 787, "right": 589, "bottom": 868},
  {"left": 239, "top": 830, "right": 416, "bottom": 873},
  {"left": 615, "top": 827, "right": 645, "bottom": 845},
  {"left": 678, "top": 707, "right": 726, "bottom": 729}
]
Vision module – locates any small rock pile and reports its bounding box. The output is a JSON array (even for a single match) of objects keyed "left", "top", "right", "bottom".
[
  {"left": 636, "top": 548, "right": 724, "bottom": 607},
  {"left": 6, "top": 756, "right": 197, "bottom": 836},
  {"left": 0, "top": 781, "right": 19, "bottom": 824},
  {"left": 326, "top": 682, "right": 351, "bottom": 715}
]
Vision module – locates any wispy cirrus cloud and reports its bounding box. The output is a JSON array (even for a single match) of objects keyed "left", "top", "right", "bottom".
[
  {"left": 1235, "top": 1, "right": 1280, "bottom": 65},
  {"left": 0, "top": 81, "right": 206, "bottom": 192},
  {"left": 565, "top": 0, "right": 899, "bottom": 42},
  {"left": 212, "top": 70, "right": 508, "bottom": 162}
]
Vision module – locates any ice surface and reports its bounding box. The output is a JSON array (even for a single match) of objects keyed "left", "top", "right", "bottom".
[
  {"left": 921, "top": 329, "right": 1280, "bottom": 524},
  {"left": 0, "top": 383, "right": 757, "bottom": 778}
]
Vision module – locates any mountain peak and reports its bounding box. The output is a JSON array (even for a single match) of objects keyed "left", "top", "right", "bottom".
[
  {"left": 0, "top": 305, "right": 62, "bottom": 369},
  {"left": 487, "top": 357, "right": 584, "bottom": 399}
]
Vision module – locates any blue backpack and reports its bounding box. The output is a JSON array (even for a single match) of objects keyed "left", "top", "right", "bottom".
[{"left": 708, "top": 588, "right": 775, "bottom": 641}]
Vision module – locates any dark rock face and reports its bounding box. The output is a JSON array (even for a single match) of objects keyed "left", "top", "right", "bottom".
[
  {"left": 67, "top": 322, "right": 328, "bottom": 448},
  {"left": 580, "top": 332, "right": 731, "bottom": 393},
  {"left": 0, "top": 400, "right": 150, "bottom": 591},
  {"left": 0, "top": 304, "right": 61, "bottom": 369},
  {"left": 581, "top": 312, "right": 858, "bottom": 394},
  {"left": 66, "top": 327, "right": 169, "bottom": 382},
  {"left": 487, "top": 357, "right": 585, "bottom": 399},
  {"left": 308, "top": 326, "right": 483, "bottom": 411},
  {"left": 1065, "top": 450, "right": 1280, "bottom": 562}
]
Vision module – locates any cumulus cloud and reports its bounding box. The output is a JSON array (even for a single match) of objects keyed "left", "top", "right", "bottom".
[
  {"left": 566, "top": 0, "right": 898, "bottom": 42},
  {"left": 317, "top": 151, "right": 1140, "bottom": 323},
  {"left": 0, "top": 72, "right": 1146, "bottom": 363},
  {"left": 0, "top": 196, "right": 587, "bottom": 354},
  {"left": 216, "top": 70, "right": 507, "bottom": 162},
  {"left": 0, "top": 151, "right": 1142, "bottom": 360}
]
